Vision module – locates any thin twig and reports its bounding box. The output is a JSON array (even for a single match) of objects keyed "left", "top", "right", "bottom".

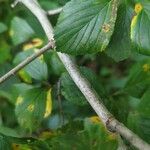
[
  {"left": 0, "top": 43, "right": 53, "bottom": 84},
  {"left": 47, "top": 7, "right": 63, "bottom": 16},
  {"left": 11, "top": 0, "right": 150, "bottom": 149}
]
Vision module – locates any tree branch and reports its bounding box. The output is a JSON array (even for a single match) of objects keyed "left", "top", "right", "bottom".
[
  {"left": 47, "top": 7, "right": 63, "bottom": 16},
  {"left": 10, "top": 0, "right": 150, "bottom": 149},
  {"left": 0, "top": 43, "right": 53, "bottom": 84}
]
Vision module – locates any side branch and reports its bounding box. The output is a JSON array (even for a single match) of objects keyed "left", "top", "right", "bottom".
[
  {"left": 12, "top": 0, "right": 150, "bottom": 149},
  {"left": 0, "top": 43, "right": 52, "bottom": 84},
  {"left": 47, "top": 7, "right": 63, "bottom": 16}
]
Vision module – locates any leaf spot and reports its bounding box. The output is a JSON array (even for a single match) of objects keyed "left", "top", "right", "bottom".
[
  {"left": 135, "top": 3, "right": 143, "bottom": 14},
  {"left": 27, "top": 104, "right": 35, "bottom": 112},
  {"left": 102, "top": 24, "right": 111, "bottom": 33}
]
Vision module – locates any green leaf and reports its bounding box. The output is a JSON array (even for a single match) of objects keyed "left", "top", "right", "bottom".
[
  {"left": 20, "top": 9, "right": 46, "bottom": 38},
  {"left": 61, "top": 67, "right": 108, "bottom": 106},
  {"left": 131, "top": 1, "right": 150, "bottom": 56},
  {"left": 83, "top": 118, "right": 118, "bottom": 149},
  {"left": 138, "top": 89, "right": 150, "bottom": 117},
  {"left": 57, "top": 0, "right": 70, "bottom": 5},
  {"left": 55, "top": 0, "right": 118, "bottom": 55},
  {"left": 106, "top": 3, "right": 133, "bottom": 61},
  {"left": 39, "top": 0, "right": 59, "bottom": 10},
  {"left": 124, "top": 59, "right": 150, "bottom": 98},
  {"left": 29, "top": 140, "right": 51, "bottom": 150},
  {"left": 0, "top": 63, "right": 19, "bottom": 103},
  {"left": 44, "top": 51, "right": 65, "bottom": 76},
  {"left": 48, "top": 118, "right": 118, "bottom": 149},
  {"left": 11, "top": 83, "right": 33, "bottom": 104},
  {"left": 0, "top": 126, "right": 20, "bottom": 138},
  {"left": 0, "top": 134, "right": 11, "bottom": 150},
  {"left": 111, "top": 95, "right": 130, "bottom": 124},
  {"left": 0, "top": 22, "right": 7, "bottom": 34},
  {"left": 15, "top": 88, "right": 48, "bottom": 131},
  {"left": 127, "top": 89, "right": 150, "bottom": 143},
  {"left": 127, "top": 112, "right": 141, "bottom": 138},
  {"left": 61, "top": 71, "right": 88, "bottom": 106},
  {"left": 10, "top": 17, "right": 35, "bottom": 45},
  {"left": 0, "top": 40, "right": 11, "bottom": 64},
  {"left": 14, "top": 50, "right": 48, "bottom": 81}
]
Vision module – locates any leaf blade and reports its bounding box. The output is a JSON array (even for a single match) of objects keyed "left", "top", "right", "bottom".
[{"left": 55, "top": 0, "right": 118, "bottom": 55}]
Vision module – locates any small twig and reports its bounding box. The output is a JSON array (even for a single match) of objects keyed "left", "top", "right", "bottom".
[
  {"left": 0, "top": 43, "right": 53, "bottom": 84},
  {"left": 57, "top": 79, "right": 64, "bottom": 125},
  {"left": 47, "top": 7, "right": 63, "bottom": 16}
]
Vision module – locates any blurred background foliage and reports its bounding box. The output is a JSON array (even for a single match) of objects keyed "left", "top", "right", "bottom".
[{"left": 0, "top": 0, "right": 149, "bottom": 149}]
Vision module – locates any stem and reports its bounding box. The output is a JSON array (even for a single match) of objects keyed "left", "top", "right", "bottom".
[{"left": 0, "top": 43, "right": 53, "bottom": 84}]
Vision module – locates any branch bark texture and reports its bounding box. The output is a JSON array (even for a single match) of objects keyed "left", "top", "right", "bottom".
[{"left": 8, "top": 0, "right": 150, "bottom": 149}]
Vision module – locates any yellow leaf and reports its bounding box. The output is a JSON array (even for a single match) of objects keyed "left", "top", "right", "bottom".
[
  {"left": 89, "top": 116, "right": 101, "bottom": 124},
  {"left": 44, "top": 89, "right": 52, "bottom": 118},
  {"left": 131, "top": 15, "right": 138, "bottom": 40},
  {"left": 131, "top": 3, "right": 143, "bottom": 40},
  {"left": 23, "top": 38, "right": 43, "bottom": 51},
  {"left": 143, "top": 64, "right": 150, "bottom": 72},
  {"left": 23, "top": 43, "right": 34, "bottom": 51},
  {"left": 18, "top": 70, "right": 32, "bottom": 83},
  {"left": 32, "top": 38, "right": 43, "bottom": 47},
  {"left": 16, "top": 96, "right": 23, "bottom": 106}
]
